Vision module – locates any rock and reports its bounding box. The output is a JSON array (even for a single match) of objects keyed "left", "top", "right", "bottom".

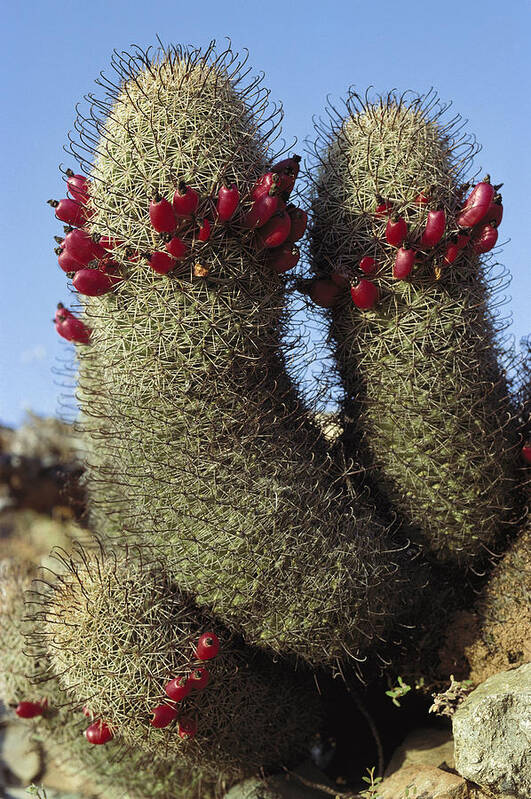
[
  {"left": 0, "top": 722, "right": 42, "bottom": 783},
  {"left": 384, "top": 726, "right": 455, "bottom": 777},
  {"left": 377, "top": 764, "right": 471, "bottom": 798},
  {"left": 225, "top": 762, "right": 335, "bottom": 799},
  {"left": 452, "top": 663, "right": 531, "bottom": 799}
]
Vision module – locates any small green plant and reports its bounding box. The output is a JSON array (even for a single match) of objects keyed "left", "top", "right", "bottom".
[
  {"left": 360, "top": 766, "right": 383, "bottom": 797},
  {"left": 385, "top": 676, "right": 412, "bottom": 707}
]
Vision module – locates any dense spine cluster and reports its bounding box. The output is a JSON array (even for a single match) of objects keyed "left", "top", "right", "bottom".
[{"left": 309, "top": 90, "right": 521, "bottom": 564}]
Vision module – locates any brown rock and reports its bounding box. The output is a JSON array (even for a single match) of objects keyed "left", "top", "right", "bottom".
[
  {"left": 377, "top": 764, "right": 473, "bottom": 799},
  {"left": 385, "top": 727, "right": 455, "bottom": 777}
]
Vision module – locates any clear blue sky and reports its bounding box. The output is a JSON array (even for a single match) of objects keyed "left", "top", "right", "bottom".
[{"left": 1, "top": 0, "right": 529, "bottom": 427}]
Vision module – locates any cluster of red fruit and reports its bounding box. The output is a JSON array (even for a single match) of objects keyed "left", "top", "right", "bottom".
[
  {"left": 146, "top": 153, "right": 307, "bottom": 275},
  {"left": 82, "top": 631, "right": 220, "bottom": 746},
  {"left": 50, "top": 157, "right": 307, "bottom": 346},
  {"left": 309, "top": 176, "right": 504, "bottom": 311}
]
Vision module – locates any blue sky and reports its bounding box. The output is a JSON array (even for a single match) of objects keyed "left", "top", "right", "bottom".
[{"left": 1, "top": 0, "right": 529, "bottom": 427}]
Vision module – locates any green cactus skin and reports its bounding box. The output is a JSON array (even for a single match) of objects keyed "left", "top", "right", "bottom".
[
  {"left": 30, "top": 547, "right": 321, "bottom": 779},
  {"left": 309, "top": 89, "right": 520, "bottom": 565},
  {"left": 66, "top": 43, "right": 406, "bottom": 665}
]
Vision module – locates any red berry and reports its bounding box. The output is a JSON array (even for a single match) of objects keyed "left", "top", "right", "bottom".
[
  {"left": 58, "top": 247, "right": 83, "bottom": 273},
  {"left": 178, "top": 715, "right": 198, "bottom": 739},
  {"left": 216, "top": 184, "right": 239, "bottom": 221},
  {"left": 172, "top": 183, "right": 199, "bottom": 217},
  {"left": 150, "top": 704, "right": 178, "bottom": 728},
  {"left": 456, "top": 231, "right": 471, "bottom": 250},
  {"left": 457, "top": 178, "right": 495, "bottom": 228},
  {"left": 443, "top": 242, "right": 460, "bottom": 265},
  {"left": 148, "top": 251, "right": 177, "bottom": 275},
  {"left": 350, "top": 279, "right": 378, "bottom": 309},
  {"left": 471, "top": 222, "right": 498, "bottom": 254},
  {"left": 48, "top": 198, "right": 87, "bottom": 227},
  {"left": 269, "top": 154, "right": 301, "bottom": 195},
  {"left": 197, "top": 218, "right": 211, "bottom": 242},
  {"left": 286, "top": 206, "right": 307, "bottom": 242},
  {"left": 521, "top": 444, "right": 531, "bottom": 465},
  {"left": 420, "top": 209, "right": 446, "bottom": 249},
  {"left": 55, "top": 307, "right": 91, "bottom": 345},
  {"left": 82, "top": 706, "right": 93, "bottom": 718},
  {"left": 195, "top": 632, "right": 220, "bottom": 660},
  {"left": 15, "top": 701, "right": 46, "bottom": 719},
  {"left": 165, "top": 676, "right": 192, "bottom": 702},
  {"left": 244, "top": 192, "right": 281, "bottom": 229},
  {"left": 481, "top": 195, "right": 503, "bottom": 227},
  {"left": 256, "top": 210, "right": 291, "bottom": 248},
  {"left": 166, "top": 237, "right": 188, "bottom": 260},
  {"left": 374, "top": 196, "right": 393, "bottom": 217},
  {"left": 73, "top": 268, "right": 121, "bottom": 297},
  {"left": 267, "top": 243, "right": 300, "bottom": 274},
  {"left": 250, "top": 172, "right": 279, "bottom": 201},
  {"left": 359, "top": 256, "right": 377, "bottom": 275},
  {"left": 85, "top": 721, "right": 113, "bottom": 745},
  {"left": 63, "top": 228, "right": 106, "bottom": 266},
  {"left": 149, "top": 195, "right": 176, "bottom": 234},
  {"left": 66, "top": 170, "right": 91, "bottom": 204},
  {"left": 187, "top": 667, "right": 210, "bottom": 692},
  {"left": 393, "top": 247, "right": 416, "bottom": 279},
  {"left": 385, "top": 216, "right": 407, "bottom": 247},
  {"left": 309, "top": 279, "right": 341, "bottom": 308}
]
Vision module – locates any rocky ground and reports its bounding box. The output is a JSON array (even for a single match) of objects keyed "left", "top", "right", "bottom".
[{"left": 0, "top": 413, "right": 529, "bottom": 799}]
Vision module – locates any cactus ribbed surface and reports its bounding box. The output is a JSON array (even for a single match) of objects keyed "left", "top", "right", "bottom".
[
  {"left": 31, "top": 547, "right": 321, "bottom": 776},
  {"left": 69, "top": 44, "right": 404, "bottom": 664},
  {"left": 310, "top": 90, "right": 519, "bottom": 564}
]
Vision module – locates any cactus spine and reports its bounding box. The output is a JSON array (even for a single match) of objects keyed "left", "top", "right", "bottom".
[
  {"left": 309, "top": 90, "right": 520, "bottom": 564},
  {"left": 70, "top": 43, "right": 404, "bottom": 664}
]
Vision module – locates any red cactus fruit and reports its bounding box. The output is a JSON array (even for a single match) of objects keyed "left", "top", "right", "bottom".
[
  {"left": 85, "top": 720, "right": 113, "bottom": 745},
  {"left": 457, "top": 178, "right": 495, "bottom": 228},
  {"left": 195, "top": 632, "right": 220, "bottom": 660},
  {"left": 165, "top": 676, "right": 192, "bottom": 702},
  {"left": 385, "top": 215, "right": 407, "bottom": 247},
  {"left": 256, "top": 210, "right": 291, "bottom": 248},
  {"left": 359, "top": 256, "right": 377, "bottom": 275},
  {"left": 63, "top": 228, "right": 106, "bottom": 265},
  {"left": 393, "top": 247, "right": 416, "bottom": 279},
  {"left": 172, "top": 183, "right": 199, "bottom": 217},
  {"left": 216, "top": 184, "right": 239, "bottom": 221},
  {"left": 149, "top": 195, "right": 176, "bottom": 234},
  {"left": 15, "top": 700, "right": 47, "bottom": 718},
  {"left": 187, "top": 667, "right": 210, "bottom": 692},
  {"left": 197, "top": 218, "right": 212, "bottom": 242},
  {"left": 66, "top": 169, "right": 91, "bottom": 204},
  {"left": 521, "top": 444, "right": 531, "bottom": 465},
  {"left": 150, "top": 704, "right": 178, "bottom": 728},
  {"left": 286, "top": 206, "right": 307, "bottom": 242},
  {"left": 471, "top": 222, "right": 498, "bottom": 254},
  {"left": 267, "top": 243, "right": 300, "bottom": 274},
  {"left": 420, "top": 209, "right": 446, "bottom": 249},
  {"left": 48, "top": 198, "right": 87, "bottom": 227},
  {"left": 166, "top": 237, "right": 188, "bottom": 260},
  {"left": 350, "top": 279, "right": 378, "bottom": 309},
  {"left": 73, "top": 268, "right": 121, "bottom": 297},
  {"left": 309, "top": 279, "right": 341, "bottom": 308},
  {"left": 148, "top": 251, "right": 177, "bottom": 275}
]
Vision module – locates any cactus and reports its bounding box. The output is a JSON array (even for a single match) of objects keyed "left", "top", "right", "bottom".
[
  {"left": 67, "top": 42, "right": 405, "bottom": 664},
  {"left": 29, "top": 546, "right": 321, "bottom": 776},
  {"left": 0, "top": 560, "right": 220, "bottom": 798},
  {"left": 309, "top": 89, "right": 521, "bottom": 564}
]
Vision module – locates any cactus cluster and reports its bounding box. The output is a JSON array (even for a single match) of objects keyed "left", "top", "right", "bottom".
[
  {"left": 1, "top": 40, "right": 529, "bottom": 799},
  {"left": 308, "top": 90, "right": 521, "bottom": 564}
]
